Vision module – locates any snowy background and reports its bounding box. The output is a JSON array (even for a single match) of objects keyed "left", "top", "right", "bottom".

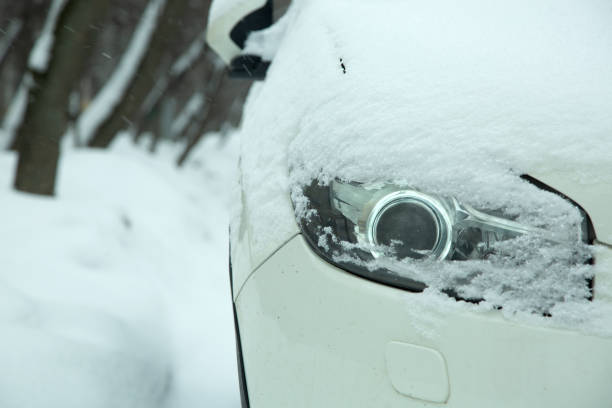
[
  {"left": 0, "top": 134, "right": 241, "bottom": 407},
  {"left": 0, "top": 0, "right": 293, "bottom": 405}
]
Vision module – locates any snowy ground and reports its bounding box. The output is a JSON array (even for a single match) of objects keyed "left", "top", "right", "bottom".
[{"left": 0, "top": 134, "right": 240, "bottom": 408}]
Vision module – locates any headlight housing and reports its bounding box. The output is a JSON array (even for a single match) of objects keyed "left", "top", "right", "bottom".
[{"left": 294, "top": 178, "right": 593, "bottom": 301}]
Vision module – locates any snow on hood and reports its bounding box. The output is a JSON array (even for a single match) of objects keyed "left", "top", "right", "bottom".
[
  {"left": 278, "top": 0, "right": 612, "bottom": 186},
  {"left": 237, "top": 0, "right": 612, "bottom": 333}
]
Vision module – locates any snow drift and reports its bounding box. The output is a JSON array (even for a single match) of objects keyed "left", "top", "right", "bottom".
[{"left": 0, "top": 135, "right": 240, "bottom": 408}]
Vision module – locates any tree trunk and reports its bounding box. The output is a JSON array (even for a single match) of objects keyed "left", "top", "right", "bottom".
[
  {"left": 88, "top": 0, "right": 192, "bottom": 148},
  {"left": 138, "top": 31, "right": 208, "bottom": 138},
  {"left": 176, "top": 62, "right": 250, "bottom": 167},
  {"left": 176, "top": 63, "right": 226, "bottom": 167},
  {"left": 0, "top": 20, "right": 23, "bottom": 68},
  {"left": 14, "top": 0, "right": 109, "bottom": 195},
  {"left": 0, "top": 0, "right": 51, "bottom": 120}
]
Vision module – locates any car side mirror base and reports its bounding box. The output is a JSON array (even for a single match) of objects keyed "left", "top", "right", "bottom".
[{"left": 229, "top": 55, "right": 271, "bottom": 80}]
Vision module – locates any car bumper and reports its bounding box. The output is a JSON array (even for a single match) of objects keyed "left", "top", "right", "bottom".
[{"left": 233, "top": 234, "right": 612, "bottom": 408}]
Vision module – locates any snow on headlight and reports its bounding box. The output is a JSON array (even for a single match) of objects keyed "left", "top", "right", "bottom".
[{"left": 295, "top": 179, "right": 593, "bottom": 315}]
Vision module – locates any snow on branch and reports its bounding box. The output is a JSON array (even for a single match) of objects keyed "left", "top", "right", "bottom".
[
  {"left": 77, "top": 0, "right": 167, "bottom": 144},
  {"left": 28, "top": 0, "right": 68, "bottom": 73},
  {"left": 1, "top": 75, "right": 31, "bottom": 149}
]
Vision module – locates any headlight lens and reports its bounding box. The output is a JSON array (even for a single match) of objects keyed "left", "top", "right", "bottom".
[
  {"left": 366, "top": 190, "right": 452, "bottom": 260},
  {"left": 295, "top": 179, "right": 591, "bottom": 295}
]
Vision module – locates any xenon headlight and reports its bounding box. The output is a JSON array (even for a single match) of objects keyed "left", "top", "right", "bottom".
[{"left": 295, "top": 179, "right": 592, "bottom": 293}]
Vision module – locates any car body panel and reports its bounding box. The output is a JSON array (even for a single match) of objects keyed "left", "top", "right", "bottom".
[
  {"left": 236, "top": 234, "right": 612, "bottom": 407},
  {"left": 529, "top": 167, "right": 612, "bottom": 244},
  {"left": 230, "top": 184, "right": 299, "bottom": 300}
]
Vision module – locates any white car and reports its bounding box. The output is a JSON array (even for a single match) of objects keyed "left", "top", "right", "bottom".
[{"left": 208, "top": 1, "right": 612, "bottom": 407}]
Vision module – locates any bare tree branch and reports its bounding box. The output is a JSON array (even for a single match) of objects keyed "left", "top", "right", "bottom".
[
  {"left": 88, "top": 0, "right": 200, "bottom": 148},
  {"left": 175, "top": 64, "right": 226, "bottom": 167},
  {"left": 140, "top": 30, "right": 207, "bottom": 124}
]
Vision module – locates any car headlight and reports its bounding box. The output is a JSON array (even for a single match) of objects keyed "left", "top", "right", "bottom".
[{"left": 294, "top": 178, "right": 593, "bottom": 296}]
